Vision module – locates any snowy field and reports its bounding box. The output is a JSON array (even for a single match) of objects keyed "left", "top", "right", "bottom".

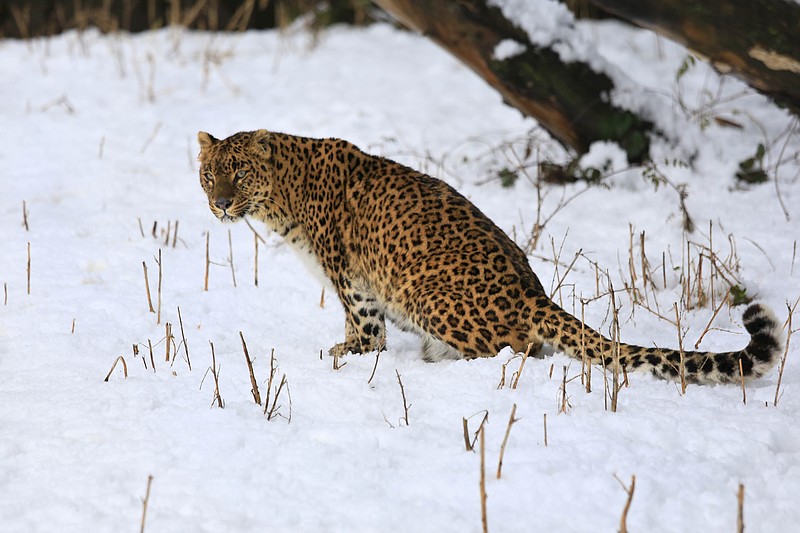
[{"left": 1, "top": 18, "right": 799, "bottom": 533}]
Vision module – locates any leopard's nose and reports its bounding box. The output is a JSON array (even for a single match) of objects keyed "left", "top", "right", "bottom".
[{"left": 214, "top": 197, "right": 232, "bottom": 211}]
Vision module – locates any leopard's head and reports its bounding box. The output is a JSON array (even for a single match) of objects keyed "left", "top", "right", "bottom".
[{"left": 197, "top": 130, "right": 273, "bottom": 222}]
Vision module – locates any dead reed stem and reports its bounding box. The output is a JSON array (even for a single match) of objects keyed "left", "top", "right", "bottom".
[
  {"left": 148, "top": 339, "right": 156, "bottom": 372},
  {"left": 139, "top": 475, "right": 154, "bottom": 533},
  {"left": 142, "top": 261, "right": 155, "bottom": 313},
  {"left": 674, "top": 303, "right": 687, "bottom": 394},
  {"left": 26, "top": 242, "right": 31, "bottom": 295},
  {"left": 609, "top": 277, "right": 620, "bottom": 412},
  {"left": 204, "top": 231, "right": 210, "bottom": 291},
  {"left": 396, "top": 369, "right": 410, "bottom": 426},
  {"left": 3, "top": 283, "right": 6, "bottom": 305},
  {"left": 496, "top": 403, "right": 518, "bottom": 479},
  {"left": 22, "top": 200, "right": 29, "bottom": 231},
  {"left": 543, "top": 413, "right": 548, "bottom": 446},
  {"left": 156, "top": 249, "right": 162, "bottom": 324},
  {"left": 558, "top": 365, "right": 570, "bottom": 414},
  {"left": 333, "top": 348, "right": 346, "bottom": 370},
  {"left": 694, "top": 288, "right": 731, "bottom": 349},
  {"left": 617, "top": 474, "right": 636, "bottom": 533},
  {"left": 511, "top": 343, "right": 534, "bottom": 389},
  {"left": 227, "top": 229, "right": 237, "bottom": 287},
  {"left": 736, "top": 483, "right": 745, "bottom": 533},
  {"left": 254, "top": 232, "right": 259, "bottom": 287},
  {"left": 320, "top": 287, "right": 326, "bottom": 308},
  {"left": 774, "top": 303, "right": 794, "bottom": 406},
  {"left": 104, "top": 356, "right": 128, "bottom": 382},
  {"left": 367, "top": 349, "right": 381, "bottom": 384},
  {"left": 171, "top": 220, "right": 179, "bottom": 248},
  {"left": 71, "top": 318, "right": 75, "bottom": 334},
  {"left": 739, "top": 358, "right": 747, "bottom": 405},
  {"left": 164, "top": 323, "right": 173, "bottom": 362},
  {"left": 581, "top": 300, "right": 591, "bottom": 393},
  {"left": 463, "top": 411, "right": 489, "bottom": 451},
  {"left": 239, "top": 331, "right": 262, "bottom": 405},
  {"left": 479, "top": 427, "right": 488, "bottom": 533},
  {"left": 176, "top": 306, "right": 191, "bottom": 371},
  {"left": 209, "top": 341, "right": 224, "bottom": 408}
]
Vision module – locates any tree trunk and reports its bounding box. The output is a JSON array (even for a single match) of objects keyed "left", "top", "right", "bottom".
[
  {"left": 585, "top": 0, "right": 800, "bottom": 117},
  {"left": 374, "top": 0, "right": 654, "bottom": 163}
]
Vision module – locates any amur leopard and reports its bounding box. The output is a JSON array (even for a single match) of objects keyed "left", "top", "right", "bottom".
[{"left": 197, "top": 129, "right": 784, "bottom": 385}]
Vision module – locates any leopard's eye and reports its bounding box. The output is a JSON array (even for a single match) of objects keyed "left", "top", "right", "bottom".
[
  {"left": 203, "top": 172, "right": 214, "bottom": 184},
  {"left": 234, "top": 169, "right": 247, "bottom": 184}
]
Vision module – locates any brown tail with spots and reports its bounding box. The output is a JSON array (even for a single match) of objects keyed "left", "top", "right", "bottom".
[{"left": 538, "top": 300, "right": 784, "bottom": 385}]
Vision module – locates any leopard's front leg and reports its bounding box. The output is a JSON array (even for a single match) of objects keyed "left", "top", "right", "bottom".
[{"left": 328, "top": 276, "right": 386, "bottom": 356}]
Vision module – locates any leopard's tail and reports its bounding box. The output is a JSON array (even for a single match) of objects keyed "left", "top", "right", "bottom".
[{"left": 533, "top": 297, "right": 784, "bottom": 385}]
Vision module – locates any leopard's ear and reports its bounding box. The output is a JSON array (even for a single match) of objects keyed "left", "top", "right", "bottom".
[
  {"left": 249, "top": 129, "right": 272, "bottom": 157},
  {"left": 197, "top": 131, "right": 218, "bottom": 150}
]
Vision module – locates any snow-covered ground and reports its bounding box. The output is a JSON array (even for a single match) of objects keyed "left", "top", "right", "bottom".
[{"left": 1, "top": 20, "right": 799, "bottom": 533}]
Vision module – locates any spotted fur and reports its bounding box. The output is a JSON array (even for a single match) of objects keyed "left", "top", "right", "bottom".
[{"left": 197, "top": 130, "right": 784, "bottom": 385}]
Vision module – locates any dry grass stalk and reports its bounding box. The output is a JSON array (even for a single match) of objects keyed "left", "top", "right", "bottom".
[
  {"left": 496, "top": 403, "right": 518, "bottom": 479},
  {"left": 581, "top": 299, "right": 591, "bottom": 393},
  {"left": 139, "top": 475, "right": 154, "bottom": 533},
  {"left": 543, "top": 413, "right": 548, "bottom": 447},
  {"left": 511, "top": 343, "right": 534, "bottom": 389},
  {"left": 156, "top": 249, "right": 163, "bottom": 324},
  {"left": 396, "top": 369, "right": 411, "bottom": 426},
  {"left": 227, "top": 229, "right": 237, "bottom": 287},
  {"left": 616, "top": 474, "right": 636, "bottom": 533},
  {"left": 140, "top": 122, "right": 162, "bottom": 153},
  {"left": 142, "top": 261, "right": 155, "bottom": 313},
  {"left": 3, "top": 282, "right": 6, "bottom": 305},
  {"left": 319, "top": 287, "right": 326, "bottom": 308},
  {"left": 239, "top": 331, "right": 262, "bottom": 405},
  {"left": 204, "top": 231, "right": 210, "bottom": 291},
  {"left": 367, "top": 349, "right": 382, "bottom": 385},
  {"left": 694, "top": 288, "right": 732, "bottom": 349},
  {"left": 176, "top": 306, "right": 192, "bottom": 370},
  {"left": 463, "top": 411, "right": 489, "bottom": 451},
  {"left": 479, "top": 426, "right": 488, "bottom": 533},
  {"left": 22, "top": 200, "right": 29, "bottom": 231},
  {"left": 104, "top": 356, "right": 128, "bottom": 382},
  {"left": 208, "top": 341, "right": 224, "bottom": 408},
  {"left": 739, "top": 358, "right": 747, "bottom": 404},
  {"left": 164, "top": 323, "right": 173, "bottom": 362},
  {"left": 71, "top": 318, "right": 76, "bottom": 334},
  {"left": 254, "top": 232, "right": 259, "bottom": 287},
  {"left": 137, "top": 218, "right": 146, "bottom": 238},
  {"left": 673, "top": 303, "right": 687, "bottom": 394},
  {"left": 736, "top": 483, "right": 745, "bottom": 533},
  {"left": 774, "top": 303, "right": 794, "bottom": 406},
  {"left": 609, "top": 278, "right": 621, "bottom": 412},
  {"left": 171, "top": 220, "right": 179, "bottom": 248},
  {"left": 264, "top": 349, "right": 292, "bottom": 421},
  {"left": 26, "top": 242, "right": 31, "bottom": 295},
  {"left": 333, "top": 349, "right": 347, "bottom": 371},
  {"left": 558, "top": 365, "right": 571, "bottom": 414},
  {"left": 148, "top": 339, "right": 156, "bottom": 372}
]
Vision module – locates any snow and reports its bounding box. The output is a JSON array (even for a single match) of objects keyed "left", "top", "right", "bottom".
[{"left": 2, "top": 21, "right": 799, "bottom": 533}]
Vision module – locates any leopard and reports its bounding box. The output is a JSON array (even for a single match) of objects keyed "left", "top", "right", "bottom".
[{"left": 197, "top": 129, "right": 784, "bottom": 385}]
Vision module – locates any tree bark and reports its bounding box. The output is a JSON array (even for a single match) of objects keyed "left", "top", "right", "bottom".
[
  {"left": 374, "top": 0, "right": 654, "bottom": 163},
  {"left": 583, "top": 0, "right": 800, "bottom": 117}
]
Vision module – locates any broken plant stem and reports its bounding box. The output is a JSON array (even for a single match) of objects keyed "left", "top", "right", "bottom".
[
  {"left": 204, "top": 231, "right": 210, "bottom": 291},
  {"left": 209, "top": 341, "right": 224, "bottom": 408},
  {"left": 140, "top": 475, "right": 154, "bottom": 533},
  {"left": 496, "top": 403, "right": 518, "bottom": 479},
  {"left": 227, "top": 229, "right": 237, "bottom": 287},
  {"left": 774, "top": 303, "right": 793, "bottom": 406},
  {"left": 176, "top": 306, "right": 191, "bottom": 370},
  {"left": 103, "top": 356, "right": 128, "bottom": 382},
  {"left": 479, "top": 426, "right": 488, "bottom": 533},
  {"left": 142, "top": 261, "right": 155, "bottom": 313},
  {"left": 240, "top": 331, "right": 262, "bottom": 405},
  {"left": 156, "top": 249, "right": 162, "bottom": 324},
  {"left": 396, "top": 369, "right": 410, "bottom": 426},
  {"left": 617, "top": 474, "right": 636, "bottom": 533}
]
